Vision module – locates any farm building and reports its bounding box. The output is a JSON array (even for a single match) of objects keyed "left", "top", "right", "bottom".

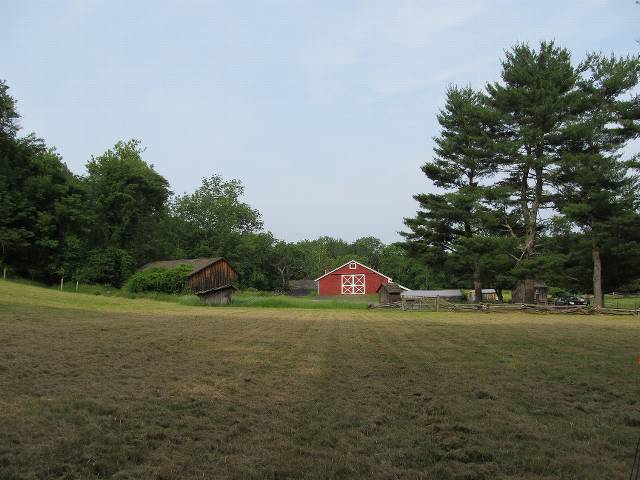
[
  {"left": 142, "top": 257, "right": 238, "bottom": 304},
  {"left": 467, "top": 288, "right": 499, "bottom": 302},
  {"left": 512, "top": 280, "right": 548, "bottom": 304},
  {"left": 377, "top": 282, "right": 407, "bottom": 305},
  {"left": 288, "top": 279, "right": 317, "bottom": 296},
  {"left": 314, "top": 260, "right": 391, "bottom": 296},
  {"left": 400, "top": 289, "right": 465, "bottom": 301}
]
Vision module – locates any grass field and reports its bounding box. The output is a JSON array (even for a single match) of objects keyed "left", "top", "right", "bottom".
[
  {"left": 605, "top": 295, "right": 640, "bottom": 310},
  {"left": 31, "top": 280, "right": 376, "bottom": 310},
  {"left": 1, "top": 281, "right": 640, "bottom": 479}
]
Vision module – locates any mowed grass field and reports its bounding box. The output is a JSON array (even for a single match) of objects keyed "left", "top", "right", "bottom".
[{"left": 1, "top": 282, "right": 640, "bottom": 479}]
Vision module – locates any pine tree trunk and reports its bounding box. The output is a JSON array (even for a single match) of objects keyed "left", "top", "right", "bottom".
[
  {"left": 473, "top": 265, "right": 482, "bottom": 304},
  {"left": 592, "top": 238, "right": 603, "bottom": 309},
  {"left": 495, "top": 288, "right": 504, "bottom": 303}
]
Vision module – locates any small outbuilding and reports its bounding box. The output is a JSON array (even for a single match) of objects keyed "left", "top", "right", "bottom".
[
  {"left": 377, "top": 282, "right": 407, "bottom": 305},
  {"left": 288, "top": 279, "right": 317, "bottom": 296},
  {"left": 467, "top": 288, "right": 499, "bottom": 302},
  {"left": 142, "top": 257, "right": 238, "bottom": 304},
  {"left": 511, "top": 280, "right": 548, "bottom": 304}
]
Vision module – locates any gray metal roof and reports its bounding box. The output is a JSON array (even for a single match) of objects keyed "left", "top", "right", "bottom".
[{"left": 401, "top": 289, "right": 464, "bottom": 298}]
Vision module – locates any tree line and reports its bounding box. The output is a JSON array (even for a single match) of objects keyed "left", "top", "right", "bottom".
[
  {"left": 403, "top": 41, "right": 640, "bottom": 307},
  {"left": 2, "top": 41, "right": 640, "bottom": 303},
  {"left": 0, "top": 82, "right": 430, "bottom": 291}
]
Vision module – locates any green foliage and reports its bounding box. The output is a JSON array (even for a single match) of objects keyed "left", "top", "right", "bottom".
[
  {"left": 125, "top": 264, "right": 193, "bottom": 294},
  {"left": 4, "top": 47, "right": 640, "bottom": 299},
  {"left": 404, "top": 42, "right": 640, "bottom": 297},
  {"left": 0, "top": 80, "right": 90, "bottom": 283},
  {"left": 554, "top": 53, "right": 640, "bottom": 303},
  {"left": 171, "top": 175, "right": 262, "bottom": 257},
  {"left": 486, "top": 41, "right": 579, "bottom": 270},
  {"left": 78, "top": 247, "right": 135, "bottom": 287},
  {"left": 403, "top": 85, "right": 504, "bottom": 295},
  {"left": 85, "top": 139, "right": 171, "bottom": 260},
  {"left": 378, "top": 243, "right": 434, "bottom": 289}
]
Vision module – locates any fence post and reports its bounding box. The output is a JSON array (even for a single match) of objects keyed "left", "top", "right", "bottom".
[
  {"left": 75, "top": 280, "right": 79, "bottom": 292},
  {"left": 60, "top": 277, "right": 64, "bottom": 291},
  {"left": 436, "top": 295, "right": 440, "bottom": 312}
]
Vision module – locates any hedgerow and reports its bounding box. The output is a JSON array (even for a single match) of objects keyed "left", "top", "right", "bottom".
[{"left": 125, "top": 264, "right": 193, "bottom": 294}]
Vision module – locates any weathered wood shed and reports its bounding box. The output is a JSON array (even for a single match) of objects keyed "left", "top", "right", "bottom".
[
  {"left": 187, "top": 258, "right": 238, "bottom": 304},
  {"left": 467, "top": 288, "right": 499, "bottom": 302},
  {"left": 377, "top": 282, "right": 405, "bottom": 305},
  {"left": 511, "top": 280, "right": 548, "bottom": 304},
  {"left": 142, "top": 257, "right": 238, "bottom": 304}
]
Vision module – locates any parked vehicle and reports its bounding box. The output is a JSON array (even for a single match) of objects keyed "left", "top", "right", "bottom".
[{"left": 554, "top": 293, "right": 588, "bottom": 306}]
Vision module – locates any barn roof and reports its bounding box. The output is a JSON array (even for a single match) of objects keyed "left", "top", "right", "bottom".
[
  {"left": 314, "top": 260, "right": 392, "bottom": 282},
  {"left": 141, "top": 257, "right": 234, "bottom": 278},
  {"left": 376, "top": 282, "right": 405, "bottom": 294},
  {"left": 401, "top": 289, "right": 464, "bottom": 298}
]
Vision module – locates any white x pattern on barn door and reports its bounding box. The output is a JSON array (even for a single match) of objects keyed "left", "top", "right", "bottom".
[{"left": 341, "top": 274, "right": 365, "bottom": 294}]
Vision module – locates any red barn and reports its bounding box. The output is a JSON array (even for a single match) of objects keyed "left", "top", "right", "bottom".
[{"left": 314, "top": 260, "right": 392, "bottom": 296}]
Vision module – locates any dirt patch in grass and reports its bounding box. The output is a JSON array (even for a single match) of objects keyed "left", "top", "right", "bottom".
[{"left": 1, "top": 282, "right": 640, "bottom": 479}]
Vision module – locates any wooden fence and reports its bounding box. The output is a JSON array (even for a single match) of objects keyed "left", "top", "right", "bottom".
[{"left": 372, "top": 297, "right": 640, "bottom": 316}]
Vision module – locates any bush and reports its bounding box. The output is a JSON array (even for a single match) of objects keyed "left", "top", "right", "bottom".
[{"left": 125, "top": 264, "right": 193, "bottom": 294}]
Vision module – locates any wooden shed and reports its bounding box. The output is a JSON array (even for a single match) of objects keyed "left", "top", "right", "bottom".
[
  {"left": 142, "top": 257, "right": 238, "bottom": 304},
  {"left": 511, "top": 280, "right": 548, "bottom": 304},
  {"left": 467, "top": 288, "right": 499, "bottom": 302},
  {"left": 377, "top": 282, "right": 406, "bottom": 305}
]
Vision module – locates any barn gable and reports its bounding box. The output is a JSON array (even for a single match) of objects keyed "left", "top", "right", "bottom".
[
  {"left": 314, "top": 259, "right": 392, "bottom": 296},
  {"left": 314, "top": 260, "right": 392, "bottom": 282}
]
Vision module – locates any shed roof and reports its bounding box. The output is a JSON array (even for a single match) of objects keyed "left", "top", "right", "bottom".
[
  {"left": 376, "top": 282, "right": 405, "bottom": 294},
  {"left": 468, "top": 288, "right": 497, "bottom": 294},
  {"left": 141, "top": 257, "right": 230, "bottom": 278},
  {"left": 401, "top": 289, "right": 464, "bottom": 298}
]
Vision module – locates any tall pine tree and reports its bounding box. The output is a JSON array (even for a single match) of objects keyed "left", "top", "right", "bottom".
[
  {"left": 556, "top": 53, "right": 640, "bottom": 307},
  {"left": 403, "top": 86, "right": 501, "bottom": 302},
  {"left": 486, "top": 41, "right": 580, "bottom": 302}
]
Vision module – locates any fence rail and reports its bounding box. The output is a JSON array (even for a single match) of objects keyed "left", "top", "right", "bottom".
[{"left": 371, "top": 298, "right": 640, "bottom": 316}]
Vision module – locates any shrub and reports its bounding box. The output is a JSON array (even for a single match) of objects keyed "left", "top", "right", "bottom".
[{"left": 125, "top": 264, "right": 193, "bottom": 294}]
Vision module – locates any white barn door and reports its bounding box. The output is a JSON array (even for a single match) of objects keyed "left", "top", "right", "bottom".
[{"left": 341, "top": 274, "right": 365, "bottom": 294}]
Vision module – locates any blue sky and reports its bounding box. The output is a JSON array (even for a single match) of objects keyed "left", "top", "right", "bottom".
[{"left": 3, "top": 0, "right": 639, "bottom": 242}]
